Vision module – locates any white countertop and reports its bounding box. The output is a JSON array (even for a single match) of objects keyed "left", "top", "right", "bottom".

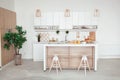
[
  {"left": 43, "top": 43, "right": 97, "bottom": 46},
  {"left": 33, "top": 42, "right": 97, "bottom": 46}
]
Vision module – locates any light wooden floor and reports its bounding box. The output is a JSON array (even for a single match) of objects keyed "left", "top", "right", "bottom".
[{"left": 0, "top": 59, "right": 120, "bottom": 80}]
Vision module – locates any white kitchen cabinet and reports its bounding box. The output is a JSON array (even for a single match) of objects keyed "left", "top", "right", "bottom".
[
  {"left": 33, "top": 43, "right": 43, "bottom": 61},
  {"left": 53, "top": 12, "right": 60, "bottom": 25},
  {"left": 65, "top": 16, "right": 73, "bottom": 29},
  {"left": 59, "top": 12, "right": 65, "bottom": 29},
  {"left": 34, "top": 17, "right": 41, "bottom": 26},
  {"left": 34, "top": 12, "right": 47, "bottom": 26},
  {"left": 33, "top": 11, "right": 98, "bottom": 29},
  {"left": 72, "top": 12, "right": 79, "bottom": 25},
  {"left": 40, "top": 12, "right": 47, "bottom": 25},
  {"left": 46, "top": 12, "right": 54, "bottom": 25}
]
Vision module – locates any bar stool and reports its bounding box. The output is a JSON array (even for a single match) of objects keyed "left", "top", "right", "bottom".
[
  {"left": 49, "top": 55, "right": 62, "bottom": 74},
  {"left": 78, "top": 55, "right": 90, "bottom": 76}
]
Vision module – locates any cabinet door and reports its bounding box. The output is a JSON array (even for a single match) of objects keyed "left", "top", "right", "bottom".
[
  {"left": 78, "top": 12, "right": 94, "bottom": 25},
  {"left": 65, "top": 16, "right": 73, "bottom": 29},
  {"left": 47, "top": 46, "right": 69, "bottom": 68},
  {"left": 0, "top": 8, "right": 2, "bottom": 67},
  {"left": 34, "top": 17, "right": 41, "bottom": 26},
  {"left": 70, "top": 47, "right": 94, "bottom": 68},
  {"left": 72, "top": 12, "right": 79, "bottom": 25},
  {"left": 1, "top": 8, "right": 9, "bottom": 66},
  {"left": 59, "top": 12, "right": 65, "bottom": 29},
  {"left": 1, "top": 8, "right": 16, "bottom": 66},
  {"left": 78, "top": 12, "right": 86, "bottom": 25},
  {"left": 53, "top": 12, "right": 60, "bottom": 25},
  {"left": 10, "top": 11, "right": 16, "bottom": 28},
  {"left": 40, "top": 12, "right": 47, "bottom": 25},
  {"left": 34, "top": 12, "right": 47, "bottom": 26},
  {"left": 0, "top": 32, "right": 1, "bottom": 67},
  {"left": 33, "top": 44, "right": 43, "bottom": 61},
  {"left": 46, "top": 12, "right": 53, "bottom": 25}
]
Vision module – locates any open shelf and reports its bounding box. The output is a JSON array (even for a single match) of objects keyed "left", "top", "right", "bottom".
[{"left": 34, "top": 29, "right": 97, "bottom": 32}]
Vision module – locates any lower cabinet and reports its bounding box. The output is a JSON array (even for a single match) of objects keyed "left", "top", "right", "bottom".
[
  {"left": 33, "top": 44, "right": 43, "bottom": 61},
  {"left": 46, "top": 46, "right": 95, "bottom": 69}
]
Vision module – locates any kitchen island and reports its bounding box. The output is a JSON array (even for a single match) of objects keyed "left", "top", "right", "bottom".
[{"left": 43, "top": 43, "right": 98, "bottom": 71}]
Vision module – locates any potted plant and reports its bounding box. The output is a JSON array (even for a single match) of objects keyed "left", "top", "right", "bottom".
[
  {"left": 65, "top": 30, "right": 69, "bottom": 42},
  {"left": 65, "top": 30, "right": 69, "bottom": 34},
  {"left": 56, "top": 30, "right": 60, "bottom": 42},
  {"left": 56, "top": 30, "right": 60, "bottom": 34},
  {"left": 3, "top": 25, "right": 27, "bottom": 65}
]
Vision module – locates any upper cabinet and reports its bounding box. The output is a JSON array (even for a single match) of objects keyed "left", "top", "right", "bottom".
[{"left": 33, "top": 11, "right": 98, "bottom": 30}]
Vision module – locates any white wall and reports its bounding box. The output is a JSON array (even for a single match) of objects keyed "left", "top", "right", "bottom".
[
  {"left": 0, "top": 0, "right": 15, "bottom": 11},
  {"left": 14, "top": 0, "right": 120, "bottom": 59}
]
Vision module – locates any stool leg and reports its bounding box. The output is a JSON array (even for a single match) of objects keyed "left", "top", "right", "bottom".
[
  {"left": 56, "top": 61, "right": 58, "bottom": 75},
  {"left": 49, "top": 60, "right": 54, "bottom": 72},
  {"left": 58, "top": 60, "right": 62, "bottom": 72},
  {"left": 78, "top": 58, "right": 83, "bottom": 71},
  {"left": 84, "top": 62, "right": 86, "bottom": 76},
  {"left": 86, "top": 60, "right": 90, "bottom": 71}
]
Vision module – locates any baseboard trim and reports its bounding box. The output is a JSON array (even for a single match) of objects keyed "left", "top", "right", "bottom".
[
  {"left": 0, "top": 67, "right": 2, "bottom": 70},
  {"left": 0, "top": 60, "right": 14, "bottom": 70},
  {"left": 22, "top": 57, "right": 32, "bottom": 59},
  {"left": 33, "top": 59, "right": 43, "bottom": 61},
  {"left": 22, "top": 56, "right": 120, "bottom": 60},
  {"left": 98, "top": 55, "right": 120, "bottom": 59}
]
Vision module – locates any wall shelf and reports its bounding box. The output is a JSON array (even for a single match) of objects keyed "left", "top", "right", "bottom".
[
  {"left": 34, "top": 29, "right": 97, "bottom": 32},
  {"left": 34, "top": 25, "right": 97, "bottom": 32}
]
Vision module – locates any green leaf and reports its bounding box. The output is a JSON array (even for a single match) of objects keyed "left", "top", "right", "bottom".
[{"left": 3, "top": 25, "right": 27, "bottom": 54}]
